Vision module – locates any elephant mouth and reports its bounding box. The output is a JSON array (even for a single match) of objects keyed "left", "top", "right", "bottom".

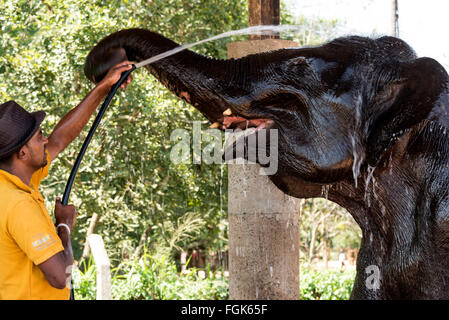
[
  {"left": 210, "top": 109, "right": 274, "bottom": 132},
  {"left": 219, "top": 110, "right": 276, "bottom": 163}
]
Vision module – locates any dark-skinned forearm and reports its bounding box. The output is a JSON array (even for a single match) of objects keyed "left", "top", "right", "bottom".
[
  {"left": 48, "top": 83, "right": 110, "bottom": 152},
  {"left": 56, "top": 226, "right": 74, "bottom": 275}
]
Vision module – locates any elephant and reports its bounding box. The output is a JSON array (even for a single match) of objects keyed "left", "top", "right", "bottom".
[{"left": 84, "top": 28, "right": 449, "bottom": 299}]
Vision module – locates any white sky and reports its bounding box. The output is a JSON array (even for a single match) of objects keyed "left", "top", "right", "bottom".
[{"left": 283, "top": 0, "right": 449, "bottom": 70}]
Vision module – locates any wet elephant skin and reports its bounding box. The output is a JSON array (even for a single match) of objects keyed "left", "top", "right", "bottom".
[{"left": 85, "top": 29, "right": 449, "bottom": 299}]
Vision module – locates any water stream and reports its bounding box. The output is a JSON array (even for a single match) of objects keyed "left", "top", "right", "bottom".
[{"left": 134, "top": 24, "right": 336, "bottom": 69}]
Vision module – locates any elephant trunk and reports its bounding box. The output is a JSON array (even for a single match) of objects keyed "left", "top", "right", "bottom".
[{"left": 84, "top": 28, "right": 250, "bottom": 123}]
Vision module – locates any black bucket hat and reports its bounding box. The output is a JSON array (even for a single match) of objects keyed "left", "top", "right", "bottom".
[{"left": 0, "top": 100, "right": 46, "bottom": 159}]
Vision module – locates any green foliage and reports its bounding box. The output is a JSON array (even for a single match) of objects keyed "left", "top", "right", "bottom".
[
  {"left": 74, "top": 251, "right": 228, "bottom": 300},
  {"left": 300, "top": 268, "right": 356, "bottom": 300},
  {"left": 73, "top": 257, "right": 97, "bottom": 299},
  {"left": 74, "top": 258, "right": 356, "bottom": 300}
]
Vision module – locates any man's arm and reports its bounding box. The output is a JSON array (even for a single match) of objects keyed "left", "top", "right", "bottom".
[
  {"left": 38, "top": 198, "right": 77, "bottom": 289},
  {"left": 47, "top": 61, "right": 133, "bottom": 162},
  {"left": 38, "top": 224, "right": 73, "bottom": 289}
]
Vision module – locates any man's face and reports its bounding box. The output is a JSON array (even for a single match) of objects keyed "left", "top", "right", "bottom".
[{"left": 24, "top": 127, "right": 48, "bottom": 170}]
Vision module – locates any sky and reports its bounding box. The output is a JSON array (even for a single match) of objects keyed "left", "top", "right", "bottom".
[{"left": 283, "top": 0, "right": 449, "bottom": 70}]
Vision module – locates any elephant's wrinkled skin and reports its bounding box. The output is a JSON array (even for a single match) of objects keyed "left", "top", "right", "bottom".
[{"left": 85, "top": 29, "right": 449, "bottom": 299}]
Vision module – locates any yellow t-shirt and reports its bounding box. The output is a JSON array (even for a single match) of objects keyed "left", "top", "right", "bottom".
[{"left": 0, "top": 151, "right": 70, "bottom": 300}]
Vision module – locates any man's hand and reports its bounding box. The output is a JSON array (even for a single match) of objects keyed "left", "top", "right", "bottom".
[
  {"left": 98, "top": 61, "right": 133, "bottom": 91},
  {"left": 55, "top": 197, "right": 77, "bottom": 231}
]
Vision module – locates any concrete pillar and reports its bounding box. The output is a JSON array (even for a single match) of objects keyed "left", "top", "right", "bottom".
[
  {"left": 88, "top": 234, "right": 112, "bottom": 300},
  {"left": 227, "top": 39, "right": 302, "bottom": 300}
]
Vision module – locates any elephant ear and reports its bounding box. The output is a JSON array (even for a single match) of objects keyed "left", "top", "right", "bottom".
[{"left": 365, "top": 57, "right": 448, "bottom": 166}]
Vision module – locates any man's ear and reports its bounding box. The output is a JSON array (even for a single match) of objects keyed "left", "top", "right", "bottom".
[
  {"left": 365, "top": 57, "right": 448, "bottom": 166},
  {"left": 17, "top": 145, "right": 29, "bottom": 161}
]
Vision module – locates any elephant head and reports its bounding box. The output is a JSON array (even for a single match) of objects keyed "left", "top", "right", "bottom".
[{"left": 85, "top": 29, "right": 449, "bottom": 299}]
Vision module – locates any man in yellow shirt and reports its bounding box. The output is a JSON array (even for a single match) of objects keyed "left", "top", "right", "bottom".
[{"left": 0, "top": 61, "right": 133, "bottom": 300}]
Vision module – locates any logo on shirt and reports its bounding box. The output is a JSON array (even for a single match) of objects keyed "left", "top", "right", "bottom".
[{"left": 31, "top": 233, "right": 55, "bottom": 251}]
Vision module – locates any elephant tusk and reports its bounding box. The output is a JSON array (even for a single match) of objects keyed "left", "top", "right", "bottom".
[
  {"left": 209, "top": 122, "right": 221, "bottom": 129},
  {"left": 223, "top": 108, "right": 232, "bottom": 116}
]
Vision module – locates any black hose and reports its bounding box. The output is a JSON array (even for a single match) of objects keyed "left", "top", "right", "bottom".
[{"left": 63, "top": 64, "right": 136, "bottom": 300}]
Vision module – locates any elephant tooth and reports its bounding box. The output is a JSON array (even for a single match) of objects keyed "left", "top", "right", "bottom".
[
  {"left": 209, "top": 122, "right": 221, "bottom": 129},
  {"left": 223, "top": 108, "right": 232, "bottom": 116}
]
